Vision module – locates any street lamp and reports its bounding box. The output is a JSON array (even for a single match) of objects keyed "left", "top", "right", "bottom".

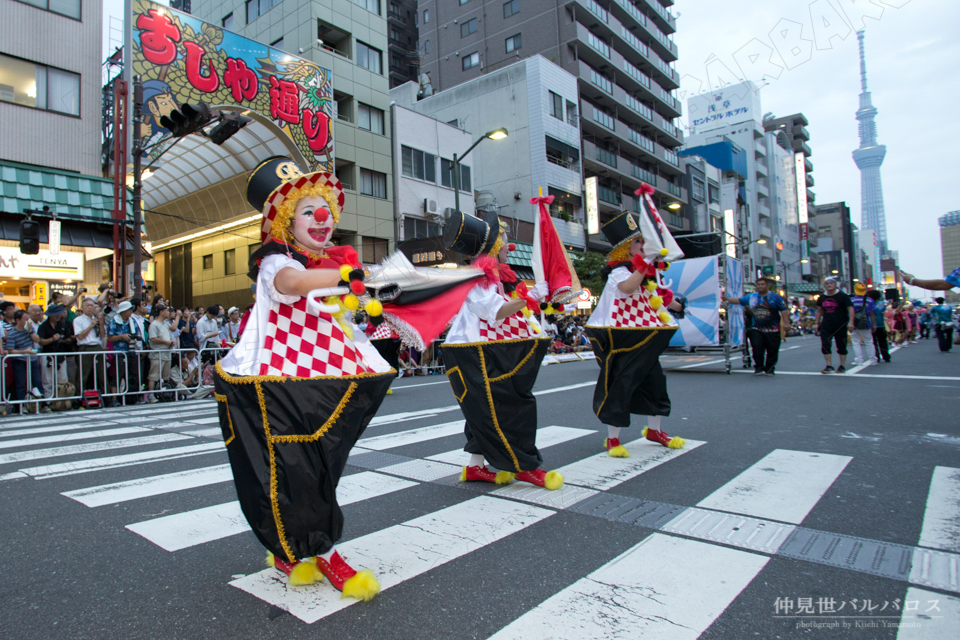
[
  {"left": 452, "top": 128, "right": 509, "bottom": 222},
  {"left": 780, "top": 257, "right": 809, "bottom": 301}
]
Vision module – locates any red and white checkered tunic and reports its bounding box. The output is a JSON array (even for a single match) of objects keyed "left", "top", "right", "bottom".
[
  {"left": 260, "top": 297, "right": 371, "bottom": 377},
  {"left": 611, "top": 290, "right": 671, "bottom": 328},
  {"left": 368, "top": 323, "right": 394, "bottom": 340},
  {"left": 478, "top": 295, "right": 534, "bottom": 341}
]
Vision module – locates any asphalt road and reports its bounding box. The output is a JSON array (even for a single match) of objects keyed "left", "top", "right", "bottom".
[{"left": 0, "top": 334, "right": 957, "bottom": 639}]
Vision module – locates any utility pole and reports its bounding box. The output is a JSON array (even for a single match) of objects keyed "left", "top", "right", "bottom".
[{"left": 132, "top": 76, "right": 143, "bottom": 301}]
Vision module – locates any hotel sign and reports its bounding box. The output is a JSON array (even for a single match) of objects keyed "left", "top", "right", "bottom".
[
  {"left": 0, "top": 248, "right": 84, "bottom": 280},
  {"left": 585, "top": 177, "right": 599, "bottom": 235}
]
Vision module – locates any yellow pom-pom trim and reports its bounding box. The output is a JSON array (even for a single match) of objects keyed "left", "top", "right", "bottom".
[
  {"left": 660, "top": 248, "right": 669, "bottom": 256},
  {"left": 495, "top": 471, "right": 516, "bottom": 485},
  {"left": 667, "top": 436, "right": 686, "bottom": 449},
  {"left": 289, "top": 559, "right": 324, "bottom": 586},
  {"left": 339, "top": 264, "right": 352, "bottom": 281},
  {"left": 365, "top": 299, "right": 383, "bottom": 316},
  {"left": 605, "top": 439, "right": 630, "bottom": 458},
  {"left": 545, "top": 305, "right": 555, "bottom": 315},
  {"left": 659, "top": 311, "right": 673, "bottom": 324},
  {"left": 645, "top": 281, "right": 658, "bottom": 292},
  {"left": 521, "top": 307, "right": 532, "bottom": 318},
  {"left": 341, "top": 569, "right": 381, "bottom": 602},
  {"left": 343, "top": 294, "right": 360, "bottom": 311},
  {"left": 544, "top": 470, "right": 564, "bottom": 491},
  {"left": 650, "top": 295, "right": 663, "bottom": 310}
]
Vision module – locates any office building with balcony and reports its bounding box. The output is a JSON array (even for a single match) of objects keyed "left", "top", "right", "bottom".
[
  {"left": 415, "top": 0, "right": 685, "bottom": 252},
  {"left": 679, "top": 155, "right": 722, "bottom": 234},
  {"left": 0, "top": 0, "right": 135, "bottom": 307},
  {"left": 685, "top": 81, "right": 803, "bottom": 285},
  {"left": 392, "top": 55, "right": 585, "bottom": 250},
  {"left": 812, "top": 201, "right": 856, "bottom": 291},
  {"left": 387, "top": 0, "right": 420, "bottom": 88}
]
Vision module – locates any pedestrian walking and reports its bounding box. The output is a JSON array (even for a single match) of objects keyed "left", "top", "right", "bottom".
[
  {"left": 816, "top": 278, "right": 855, "bottom": 374},
  {"left": 724, "top": 276, "right": 789, "bottom": 375},
  {"left": 849, "top": 283, "right": 876, "bottom": 366},
  {"left": 931, "top": 297, "right": 954, "bottom": 352},
  {"left": 866, "top": 290, "right": 891, "bottom": 363}
]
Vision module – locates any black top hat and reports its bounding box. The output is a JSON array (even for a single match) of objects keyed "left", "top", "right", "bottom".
[
  {"left": 246, "top": 156, "right": 304, "bottom": 213},
  {"left": 444, "top": 209, "right": 502, "bottom": 258},
  {"left": 600, "top": 211, "right": 643, "bottom": 251}
]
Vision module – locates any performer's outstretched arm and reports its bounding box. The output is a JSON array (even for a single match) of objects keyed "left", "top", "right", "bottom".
[
  {"left": 274, "top": 266, "right": 343, "bottom": 297},
  {"left": 616, "top": 270, "right": 647, "bottom": 294},
  {"left": 496, "top": 298, "right": 526, "bottom": 320}
]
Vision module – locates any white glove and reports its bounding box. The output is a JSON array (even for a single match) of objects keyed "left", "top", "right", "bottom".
[{"left": 530, "top": 281, "right": 550, "bottom": 302}]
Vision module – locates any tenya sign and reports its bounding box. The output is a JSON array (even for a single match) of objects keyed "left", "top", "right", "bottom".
[
  {"left": 133, "top": 0, "right": 333, "bottom": 170},
  {"left": 0, "top": 248, "right": 84, "bottom": 280}
]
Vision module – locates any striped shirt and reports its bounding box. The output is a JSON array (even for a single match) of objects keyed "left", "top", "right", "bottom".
[{"left": 6, "top": 326, "right": 37, "bottom": 361}]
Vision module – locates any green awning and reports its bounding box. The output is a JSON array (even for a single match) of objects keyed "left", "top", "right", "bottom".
[{"left": 0, "top": 160, "right": 133, "bottom": 223}]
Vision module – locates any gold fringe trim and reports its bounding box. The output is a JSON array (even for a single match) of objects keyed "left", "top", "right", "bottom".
[
  {"left": 271, "top": 382, "right": 356, "bottom": 443},
  {"left": 216, "top": 361, "right": 394, "bottom": 384},
  {"left": 214, "top": 393, "right": 236, "bottom": 447},
  {"left": 477, "top": 346, "right": 521, "bottom": 473},
  {"left": 255, "top": 381, "right": 296, "bottom": 564},
  {"left": 443, "top": 336, "right": 546, "bottom": 349},
  {"left": 445, "top": 366, "right": 468, "bottom": 402},
  {"left": 488, "top": 342, "right": 538, "bottom": 383}
]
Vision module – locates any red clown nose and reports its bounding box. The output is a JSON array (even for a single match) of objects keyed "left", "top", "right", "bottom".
[
  {"left": 314, "top": 209, "right": 330, "bottom": 223},
  {"left": 507, "top": 243, "right": 516, "bottom": 252}
]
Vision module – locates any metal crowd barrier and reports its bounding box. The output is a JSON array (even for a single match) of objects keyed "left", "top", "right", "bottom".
[
  {"left": 0, "top": 344, "right": 224, "bottom": 415},
  {"left": 397, "top": 338, "right": 446, "bottom": 377}
]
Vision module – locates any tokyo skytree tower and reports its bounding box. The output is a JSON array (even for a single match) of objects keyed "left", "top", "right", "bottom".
[{"left": 852, "top": 30, "right": 888, "bottom": 254}]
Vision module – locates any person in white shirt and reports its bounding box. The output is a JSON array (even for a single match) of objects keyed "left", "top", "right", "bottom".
[
  {"left": 220, "top": 306, "right": 241, "bottom": 347},
  {"left": 73, "top": 298, "right": 106, "bottom": 394},
  {"left": 146, "top": 305, "right": 175, "bottom": 403},
  {"left": 195, "top": 305, "right": 222, "bottom": 363}
]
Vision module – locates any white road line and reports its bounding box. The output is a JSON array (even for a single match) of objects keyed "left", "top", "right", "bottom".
[
  {"left": 0, "top": 471, "right": 27, "bottom": 481},
  {"left": 533, "top": 381, "right": 594, "bottom": 396},
  {"left": 179, "top": 427, "right": 223, "bottom": 438},
  {"left": 918, "top": 467, "right": 960, "bottom": 554},
  {"left": 230, "top": 496, "right": 554, "bottom": 624},
  {"left": 696, "top": 449, "right": 851, "bottom": 524},
  {"left": 896, "top": 587, "right": 960, "bottom": 640},
  {"left": 0, "top": 427, "right": 149, "bottom": 451},
  {"left": 19, "top": 442, "right": 225, "bottom": 479},
  {"left": 377, "top": 459, "right": 459, "bottom": 482},
  {"left": 125, "top": 471, "right": 417, "bottom": 552},
  {"left": 356, "top": 420, "right": 465, "bottom": 450},
  {"left": 673, "top": 358, "right": 727, "bottom": 369},
  {"left": 558, "top": 438, "right": 705, "bottom": 491},
  {"left": 63, "top": 464, "right": 233, "bottom": 507},
  {"left": 426, "top": 426, "right": 593, "bottom": 466},
  {"left": 487, "top": 533, "right": 769, "bottom": 640},
  {"left": 0, "top": 414, "right": 94, "bottom": 429},
  {"left": 390, "top": 380, "right": 450, "bottom": 389},
  {"left": 0, "top": 433, "right": 193, "bottom": 466},
  {"left": 0, "top": 422, "right": 124, "bottom": 438}
]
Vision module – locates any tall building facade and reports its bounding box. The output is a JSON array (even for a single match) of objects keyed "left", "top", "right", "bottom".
[
  {"left": 852, "top": 30, "right": 888, "bottom": 256},
  {"left": 416, "top": 0, "right": 685, "bottom": 250},
  {"left": 812, "top": 202, "right": 856, "bottom": 290},
  {"left": 387, "top": 0, "right": 419, "bottom": 88},
  {"left": 0, "top": 0, "right": 132, "bottom": 307},
  {"left": 940, "top": 211, "right": 960, "bottom": 303}
]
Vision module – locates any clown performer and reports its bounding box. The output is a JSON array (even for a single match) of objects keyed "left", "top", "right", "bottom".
[
  {"left": 441, "top": 210, "right": 564, "bottom": 490},
  {"left": 586, "top": 185, "right": 686, "bottom": 457},
  {"left": 214, "top": 157, "right": 396, "bottom": 600}
]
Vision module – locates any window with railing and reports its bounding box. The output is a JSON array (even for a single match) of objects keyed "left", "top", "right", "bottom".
[
  {"left": 629, "top": 129, "right": 654, "bottom": 153},
  {"left": 620, "top": 27, "right": 648, "bottom": 57},
  {"left": 587, "top": 32, "right": 610, "bottom": 57},
  {"left": 623, "top": 60, "right": 650, "bottom": 88},
  {"left": 592, "top": 106, "right": 615, "bottom": 130},
  {"left": 626, "top": 94, "right": 652, "bottom": 119},
  {"left": 666, "top": 181, "right": 680, "bottom": 196},
  {"left": 631, "top": 164, "right": 656, "bottom": 184},
  {"left": 584, "top": 0, "right": 609, "bottom": 23},
  {"left": 590, "top": 69, "right": 612, "bottom": 93},
  {"left": 614, "top": 0, "right": 645, "bottom": 26},
  {"left": 595, "top": 146, "right": 618, "bottom": 168},
  {"left": 668, "top": 212, "right": 684, "bottom": 228},
  {"left": 598, "top": 185, "right": 620, "bottom": 205},
  {"left": 663, "top": 148, "right": 679, "bottom": 166},
  {"left": 566, "top": 101, "right": 578, "bottom": 126},
  {"left": 692, "top": 179, "right": 705, "bottom": 202}
]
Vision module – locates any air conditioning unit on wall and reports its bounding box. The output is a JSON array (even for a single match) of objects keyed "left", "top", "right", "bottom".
[
  {"left": 424, "top": 198, "right": 438, "bottom": 214},
  {"left": 443, "top": 207, "right": 457, "bottom": 218}
]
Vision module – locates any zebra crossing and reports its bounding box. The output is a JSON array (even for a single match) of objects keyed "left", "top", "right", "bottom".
[{"left": 1, "top": 397, "right": 958, "bottom": 637}]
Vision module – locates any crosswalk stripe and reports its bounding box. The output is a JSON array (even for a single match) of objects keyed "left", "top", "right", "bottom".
[
  {"left": 696, "top": 449, "right": 851, "bottom": 524},
  {"left": 426, "top": 426, "right": 593, "bottom": 466},
  {"left": 229, "top": 496, "right": 555, "bottom": 624},
  {"left": 356, "top": 420, "right": 464, "bottom": 450},
  {"left": 0, "top": 427, "right": 150, "bottom": 451},
  {"left": 486, "top": 533, "right": 769, "bottom": 640},
  {"left": 125, "top": 472, "right": 418, "bottom": 552},
  {"left": 897, "top": 587, "right": 960, "bottom": 639},
  {"left": 179, "top": 427, "right": 222, "bottom": 438},
  {"left": 0, "top": 414, "right": 94, "bottom": 429},
  {"left": 63, "top": 464, "right": 233, "bottom": 507},
  {"left": 918, "top": 467, "right": 960, "bottom": 553},
  {"left": 0, "top": 422, "right": 126, "bottom": 438},
  {"left": 107, "top": 404, "right": 215, "bottom": 417},
  {"left": 0, "top": 433, "right": 193, "bottom": 466},
  {"left": 557, "top": 438, "right": 705, "bottom": 490},
  {"left": 19, "top": 442, "right": 225, "bottom": 479}
]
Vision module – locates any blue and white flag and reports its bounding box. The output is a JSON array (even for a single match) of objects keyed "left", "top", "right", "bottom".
[{"left": 662, "top": 256, "right": 720, "bottom": 347}]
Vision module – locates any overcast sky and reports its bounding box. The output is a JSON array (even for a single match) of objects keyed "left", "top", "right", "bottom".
[
  {"left": 106, "top": 0, "right": 957, "bottom": 294},
  {"left": 673, "top": 0, "right": 959, "bottom": 296}
]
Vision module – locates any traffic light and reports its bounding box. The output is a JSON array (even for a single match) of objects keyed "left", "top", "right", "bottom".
[
  {"left": 208, "top": 112, "right": 253, "bottom": 145},
  {"left": 19, "top": 218, "right": 40, "bottom": 255},
  {"left": 159, "top": 103, "right": 213, "bottom": 137}
]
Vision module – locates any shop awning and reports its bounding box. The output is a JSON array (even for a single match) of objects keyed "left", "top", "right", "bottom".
[
  {"left": 505, "top": 241, "right": 535, "bottom": 280},
  {"left": 0, "top": 216, "right": 135, "bottom": 250}
]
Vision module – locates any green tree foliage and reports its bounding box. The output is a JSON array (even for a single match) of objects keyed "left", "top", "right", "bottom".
[{"left": 570, "top": 250, "right": 607, "bottom": 298}]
